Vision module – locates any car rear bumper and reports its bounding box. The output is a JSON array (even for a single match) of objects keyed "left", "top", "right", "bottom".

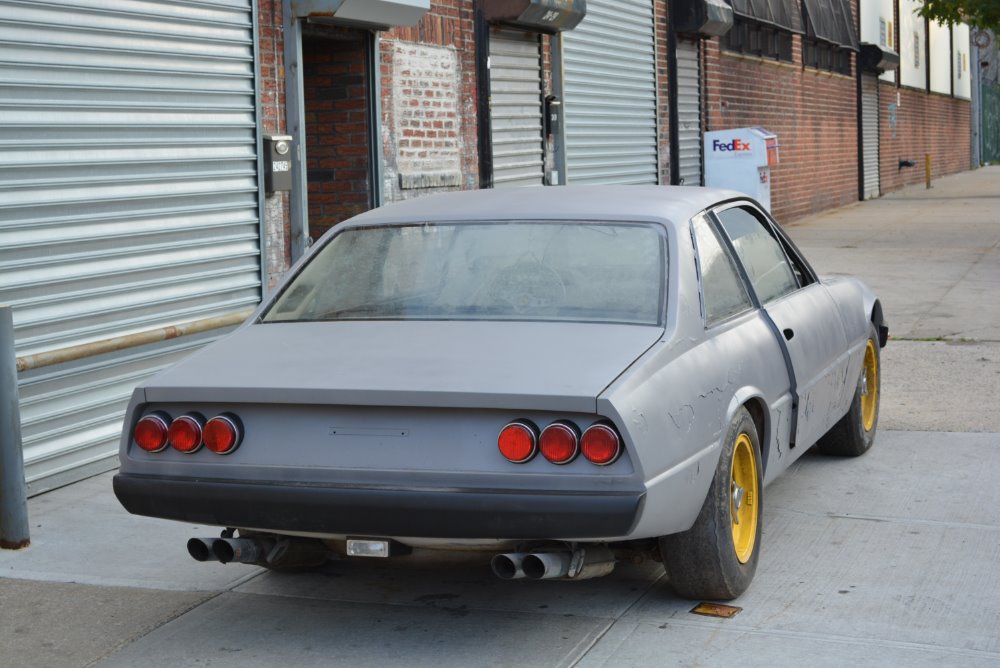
[{"left": 112, "top": 474, "right": 645, "bottom": 539}]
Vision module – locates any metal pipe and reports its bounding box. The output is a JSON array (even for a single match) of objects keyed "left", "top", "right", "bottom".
[
  {"left": 213, "top": 537, "right": 276, "bottom": 564},
  {"left": 925, "top": 153, "right": 932, "bottom": 189},
  {"left": 187, "top": 537, "right": 223, "bottom": 562},
  {"left": 516, "top": 547, "right": 617, "bottom": 581},
  {"left": 567, "top": 546, "right": 617, "bottom": 580},
  {"left": 16, "top": 308, "right": 254, "bottom": 373},
  {"left": 0, "top": 306, "right": 30, "bottom": 550},
  {"left": 491, "top": 552, "right": 529, "bottom": 580},
  {"left": 522, "top": 552, "right": 572, "bottom": 580}
]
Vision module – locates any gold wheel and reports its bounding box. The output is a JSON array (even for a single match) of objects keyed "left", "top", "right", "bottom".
[
  {"left": 860, "top": 339, "right": 879, "bottom": 431},
  {"left": 730, "top": 433, "right": 759, "bottom": 565},
  {"left": 661, "top": 407, "right": 762, "bottom": 600}
]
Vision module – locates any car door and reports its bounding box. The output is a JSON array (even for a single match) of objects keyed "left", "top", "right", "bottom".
[{"left": 712, "top": 203, "right": 851, "bottom": 450}]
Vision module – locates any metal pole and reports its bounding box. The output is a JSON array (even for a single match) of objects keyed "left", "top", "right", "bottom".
[
  {"left": 925, "top": 153, "right": 932, "bottom": 188},
  {"left": 16, "top": 307, "right": 254, "bottom": 373},
  {"left": 0, "top": 305, "right": 29, "bottom": 550}
]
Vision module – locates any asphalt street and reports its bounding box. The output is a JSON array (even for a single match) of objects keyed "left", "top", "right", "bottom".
[{"left": 2, "top": 166, "right": 998, "bottom": 667}]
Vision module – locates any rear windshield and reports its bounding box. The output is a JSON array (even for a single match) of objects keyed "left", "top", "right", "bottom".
[{"left": 262, "top": 222, "right": 665, "bottom": 326}]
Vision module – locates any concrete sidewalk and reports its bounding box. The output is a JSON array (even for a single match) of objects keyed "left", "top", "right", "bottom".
[
  {"left": 787, "top": 165, "right": 1000, "bottom": 433},
  {"left": 2, "top": 167, "right": 999, "bottom": 667}
]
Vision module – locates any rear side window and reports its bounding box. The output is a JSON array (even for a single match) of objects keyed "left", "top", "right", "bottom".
[
  {"left": 716, "top": 206, "right": 798, "bottom": 304},
  {"left": 692, "top": 214, "right": 752, "bottom": 326}
]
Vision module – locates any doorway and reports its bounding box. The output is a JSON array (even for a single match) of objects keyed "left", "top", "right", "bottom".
[{"left": 302, "top": 25, "right": 376, "bottom": 241}]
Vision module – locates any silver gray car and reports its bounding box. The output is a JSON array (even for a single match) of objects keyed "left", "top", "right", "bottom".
[{"left": 114, "top": 186, "right": 887, "bottom": 600}]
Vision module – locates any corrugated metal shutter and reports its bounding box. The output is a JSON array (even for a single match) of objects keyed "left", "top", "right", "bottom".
[
  {"left": 489, "top": 28, "right": 544, "bottom": 187},
  {"left": 0, "top": 0, "right": 262, "bottom": 494},
  {"left": 562, "top": 0, "right": 659, "bottom": 184},
  {"left": 676, "top": 39, "right": 702, "bottom": 186},
  {"left": 860, "top": 73, "right": 880, "bottom": 199}
]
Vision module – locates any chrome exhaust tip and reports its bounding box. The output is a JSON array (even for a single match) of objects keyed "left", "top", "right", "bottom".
[
  {"left": 491, "top": 552, "right": 529, "bottom": 580},
  {"left": 522, "top": 552, "right": 572, "bottom": 580},
  {"left": 212, "top": 537, "right": 275, "bottom": 564},
  {"left": 187, "top": 537, "right": 222, "bottom": 562}
]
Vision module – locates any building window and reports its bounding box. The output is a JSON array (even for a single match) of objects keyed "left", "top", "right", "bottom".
[
  {"left": 802, "top": 39, "right": 852, "bottom": 74},
  {"left": 879, "top": 18, "right": 887, "bottom": 47},
  {"left": 913, "top": 32, "right": 920, "bottom": 67},
  {"left": 800, "top": 0, "right": 857, "bottom": 74},
  {"left": 722, "top": 17, "right": 794, "bottom": 62}
]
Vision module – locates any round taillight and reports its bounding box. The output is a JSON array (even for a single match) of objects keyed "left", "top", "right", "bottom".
[
  {"left": 539, "top": 422, "right": 579, "bottom": 464},
  {"left": 134, "top": 413, "right": 170, "bottom": 453},
  {"left": 204, "top": 414, "right": 243, "bottom": 455},
  {"left": 498, "top": 421, "right": 537, "bottom": 463},
  {"left": 581, "top": 423, "right": 622, "bottom": 465},
  {"left": 168, "top": 414, "right": 204, "bottom": 453}
]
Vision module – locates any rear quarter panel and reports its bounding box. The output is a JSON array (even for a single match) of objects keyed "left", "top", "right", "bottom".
[{"left": 598, "top": 222, "right": 795, "bottom": 539}]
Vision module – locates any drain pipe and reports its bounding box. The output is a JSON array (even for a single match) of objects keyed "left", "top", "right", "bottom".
[{"left": 0, "top": 305, "right": 29, "bottom": 550}]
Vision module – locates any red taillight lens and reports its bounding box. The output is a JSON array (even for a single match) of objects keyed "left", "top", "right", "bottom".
[
  {"left": 168, "top": 414, "right": 204, "bottom": 453},
  {"left": 134, "top": 413, "right": 170, "bottom": 453},
  {"left": 581, "top": 423, "right": 622, "bottom": 465},
  {"left": 204, "top": 414, "right": 243, "bottom": 455},
  {"left": 498, "top": 421, "right": 537, "bottom": 463},
  {"left": 539, "top": 422, "right": 579, "bottom": 464}
]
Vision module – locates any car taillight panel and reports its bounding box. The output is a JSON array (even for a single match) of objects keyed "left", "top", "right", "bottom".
[
  {"left": 168, "top": 413, "right": 205, "bottom": 453},
  {"left": 539, "top": 421, "right": 580, "bottom": 465},
  {"left": 136, "top": 409, "right": 245, "bottom": 456},
  {"left": 500, "top": 419, "right": 623, "bottom": 467},
  {"left": 204, "top": 414, "right": 244, "bottom": 455},
  {"left": 581, "top": 423, "right": 622, "bottom": 465},
  {"left": 134, "top": 412, "right": 171, "bottom": 453},
  {"left": 498, "top": 420, "right": 538, "bottom": 463}
]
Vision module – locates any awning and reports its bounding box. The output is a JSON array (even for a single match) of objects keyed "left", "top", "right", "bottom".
[
  {"left": 727, "top": 0, "right": 803, "bottom": 33},
  {"left": 800, "top": 0, "right": 858, "bottom": 49},
  {"left": 859, "top": 43, "right": 900, "bottom": 72},
  {"left": 672, "top": 0, "right": 735, "bottom": 37},
  {"left": 290, "top": 0, "right": 429, "bottom": 29},
  {"left": 480, "top": 0, "right": 586, "bottom": 34}
]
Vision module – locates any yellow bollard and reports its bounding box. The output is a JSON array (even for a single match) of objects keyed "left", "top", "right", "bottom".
[{"left": 925, "top": 154, "right": 931, "bottom": 189}]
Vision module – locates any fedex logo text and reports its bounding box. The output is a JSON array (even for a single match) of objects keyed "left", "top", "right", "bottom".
[{"left": 712, "top": 139, "right": 751, "bottom": 152}]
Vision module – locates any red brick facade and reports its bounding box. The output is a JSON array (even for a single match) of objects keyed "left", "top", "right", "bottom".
[
  {"left": 703, "top": 42, "right": 860, "bottom": 223},
  {"left": 302, "top": 27, "right": 372, "bottom": 241},
  {"left": 257, "top": 0, "right": 290, "bottom": 287},
  {"left": 879, "top": 83, "right": 972, "bottom": 192},
  {"left": 383, "top": 3, "right": 480, "bottom": 197},
  {"left": 256, "top": 0, "right": 973, "bottom": 284}
]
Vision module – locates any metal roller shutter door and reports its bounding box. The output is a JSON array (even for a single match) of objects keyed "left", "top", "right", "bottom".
[
  {"left": 562, "top": 0, "right": 659, "bottom": 184},
  {"left": 0, "top": 0, "right": 262, "bottom": 494},
  {"left": 676, "top": 39, "right": 703, "bottom": 186},
  {"left": 861, "top": 74, "right": 880, "bottom": 199},
  {"left": 489, "top": 28, "right": 545, "bottom": 188}
]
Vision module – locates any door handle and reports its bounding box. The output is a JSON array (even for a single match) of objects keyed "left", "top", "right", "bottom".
[{"left": 783, "top": 328, "right": 794, "bottom": 341}]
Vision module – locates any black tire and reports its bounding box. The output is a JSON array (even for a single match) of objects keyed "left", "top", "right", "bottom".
[
  {"left": 815, "top": 323, "right": 881, "bottom": 457},
  {"left": 659, "top": 407, "right": 763, "bottom": 601}
]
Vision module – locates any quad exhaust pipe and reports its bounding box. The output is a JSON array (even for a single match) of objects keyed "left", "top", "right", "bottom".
[
  {"left": 491, "top": 546, "right": 616, "bottom": 581},
  {"left": 187, "top": 535, "right": 329, "bottom": 568}
]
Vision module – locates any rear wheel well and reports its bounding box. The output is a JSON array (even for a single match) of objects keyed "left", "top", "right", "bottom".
[
  {"left": 743, "top": 398, "right": 768, "bottom": 474},
  {"left": 871, "top": 299, "right": 888, "bottom": 347}
]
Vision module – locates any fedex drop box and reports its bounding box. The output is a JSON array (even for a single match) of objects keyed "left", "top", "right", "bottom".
[{"left": 703, "top": 127, "right": 779, "bottom": 211}]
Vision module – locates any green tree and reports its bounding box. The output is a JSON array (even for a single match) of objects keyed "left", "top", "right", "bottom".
[{"left": 918, "top": 0, "right": 1000, "bottom": 32}]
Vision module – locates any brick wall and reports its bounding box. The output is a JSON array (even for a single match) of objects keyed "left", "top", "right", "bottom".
[
  {"left": 382, "top": 2, "right": 479, "bottom": 200},
  {"left": 879, "top": 83, "right": 972, "bottom": 192},
  {"left": 656, "top": 0, "right": 671, "bottom": 183},
  {"left": 303, "top": 28, "right": 371, "bottom": 240},
  {"left": 257, "top": 0, "right": 291, "bottom": 288},
  {"left": 703, "top": 40, "right": 859, "bottom": 224}
]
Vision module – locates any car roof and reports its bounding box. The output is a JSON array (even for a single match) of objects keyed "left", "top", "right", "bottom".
[{"left": 341, "top": 185, "right": 748, "bottom": 230}]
